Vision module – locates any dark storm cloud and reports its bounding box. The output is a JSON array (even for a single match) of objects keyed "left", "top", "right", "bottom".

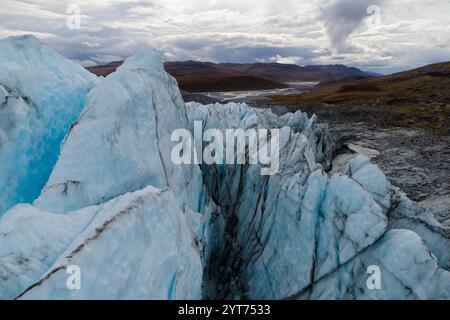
[
  {"left": 321, "top": 0, "right": 384, "bottom": 51},
  {"left": 163, "top": 32, "right": 321, "bottom": 64},
  {"left": 0, "top": 0, "right": 449, "bottom": 74},
  {"left": 208, "top": 46, "right": 319, "bottom": 64}
]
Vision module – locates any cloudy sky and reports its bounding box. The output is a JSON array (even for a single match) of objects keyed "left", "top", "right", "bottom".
[{"left": 0, "top": 0, "right": 449, "bottom": 73}]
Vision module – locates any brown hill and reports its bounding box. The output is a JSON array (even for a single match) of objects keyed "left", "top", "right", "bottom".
[
  {"left": 264, "top": 61, "right": 450, "bottom": 135},
  {"left": 86, "top": 61, "right": 287, "bottom": 92},
  {"left": 164, "top": 60, "right": 370, "bottom": 83},
  {"left": 86, "top": 60, "right": 371, "bottom": 92},
  {"left": 175, "top": 75, "right": 288, "bottom": 92},
  {"left": 86, "top": 61, "right": 123, "bottom": 77}
]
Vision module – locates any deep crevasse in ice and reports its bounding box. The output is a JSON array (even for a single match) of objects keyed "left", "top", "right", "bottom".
[
  {"left": 0, "top": 35, "right": 99, "bottom": 216},
  {"left": 185, "top": 103, "right": 449, "bottom": 299},
  {"left": 0, "top": 37, "right": 449, "bottom": 300}
]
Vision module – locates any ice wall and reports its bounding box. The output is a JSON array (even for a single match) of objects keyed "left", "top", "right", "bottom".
[
  {"left": 0, "top": 35, "right": 98, "bottom": 216},
  {"left": 34, "top": 49, "right": 204, "bottom": 215}
]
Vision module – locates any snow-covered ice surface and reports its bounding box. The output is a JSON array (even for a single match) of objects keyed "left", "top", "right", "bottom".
[
  {"left": 0, "top": 36, "right": 449, "bottom": 300},
  {"left": 0, "top": 35, "right": 98, "bottom": 216}
]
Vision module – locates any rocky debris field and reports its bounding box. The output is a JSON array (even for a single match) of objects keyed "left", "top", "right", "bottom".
[{"left": 326, "top": 121, "right": 450, "bottom": 227}]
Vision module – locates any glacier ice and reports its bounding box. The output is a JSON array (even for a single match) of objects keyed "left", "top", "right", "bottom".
[
  {"left": 34, "top": 49, "right": 204, "bottom": 215},
  {"left": 0, "top": 203, "right": 95, "bottom": 299},
  {"left": 184, "top": 103, "right": 389, "bottom": 298},
  {"left": 183, "top": 102, "right": 449, "bottom": 300},
  {"left": 0, "top": 37, "right": 449, "bottom": 300},
  {"left": 1, "top": 187, "right": 202, "bottom": 300},
  {"left": 298, "top": 229, "right": 450, "bottom": 300},
  {"left": 0, "top": 35, "right": 99, "bottom": 216}
]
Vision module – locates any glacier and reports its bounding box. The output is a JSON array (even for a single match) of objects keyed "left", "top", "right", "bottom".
[{"left": 0, "top": 36, "right": 449, "bottom": 300}]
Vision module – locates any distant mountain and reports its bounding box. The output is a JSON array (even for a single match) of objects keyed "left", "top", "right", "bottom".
[
  {"left": 363, "top": 70, "right": 383, "bottom": 77},
  {"left": 86, "top": 61, "right": 123, "bottom": 77},
  {"left": 86, "top": 60, "right": 372, "bottom": 92},
  {"left": 172, "top": 75, "right": 289, "bottom": 92},
  {"left": 164, "top": 61, "right": 372, "bottom": 83}
]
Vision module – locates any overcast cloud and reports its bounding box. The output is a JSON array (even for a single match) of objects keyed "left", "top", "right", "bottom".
[{"left": 0, "top": 0, "right": 449, "bottom": 73}]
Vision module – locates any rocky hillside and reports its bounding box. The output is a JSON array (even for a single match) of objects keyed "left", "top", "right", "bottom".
[{"left": 265, "top": 62, "right": 450, "bottom": 135}]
